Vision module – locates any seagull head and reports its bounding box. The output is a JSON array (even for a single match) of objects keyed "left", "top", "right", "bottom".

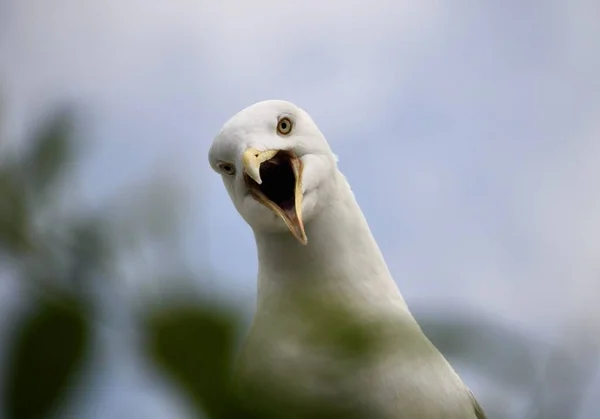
[{"left": 208, "top": 100, "right": 337, "bottom": 245}]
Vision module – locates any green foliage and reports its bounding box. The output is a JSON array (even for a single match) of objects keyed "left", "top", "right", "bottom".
[
  {"left": 145, "top": 297, "right": 381, "bottom": 419},
  {"left": 3, "top": 298, "right": 89, "bottom": 419},
  {"left": 24, "top": 110, "right": 73, "bottom": 196},
  {"left": 0, "top": 108, "right": 74, "bottom": 255},
  {"left": 147, "top": 304, "right": 240, "bottom": 418},
  {"left": 0, "top": 109, "right": 90, "bottom": 419},
  {"left": 0, "top": 167, "right": 30, "bottom": 253}
]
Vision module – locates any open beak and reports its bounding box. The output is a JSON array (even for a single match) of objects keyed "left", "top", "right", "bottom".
[{"left": 242, "top": 147, "right": 307, "bottom": 245}]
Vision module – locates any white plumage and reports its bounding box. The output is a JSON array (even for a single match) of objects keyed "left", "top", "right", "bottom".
[{"left": 208, "top": 100, "right": 486, "bottom": 418}]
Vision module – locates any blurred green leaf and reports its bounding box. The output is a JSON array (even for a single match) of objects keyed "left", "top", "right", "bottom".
[
  {"left": 0, "top": 169, "right": 30, "bottom": 254},
  {"left": 3, "top": 297, "right": 89, "bottom": 419},
  {"left": 147, "top": 304, "right": 240, "bottom": 418},
  {"left": 231, "top": 296, "right": 385, "bottom": 419},
  {"left": 24, "top": 110, "right": 73, "bottom": 196}
]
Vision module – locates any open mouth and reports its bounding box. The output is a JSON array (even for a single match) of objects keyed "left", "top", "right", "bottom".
[
  {"left": 247, "top": 151, "right": 296, "bottom": 214},
  {"left": 244, "top": 150, "right": 307, "bottom": 244}
]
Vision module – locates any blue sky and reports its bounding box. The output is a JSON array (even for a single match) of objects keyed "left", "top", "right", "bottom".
[{"left": 1, "top": 1, "right": 600, "bottom": 418}]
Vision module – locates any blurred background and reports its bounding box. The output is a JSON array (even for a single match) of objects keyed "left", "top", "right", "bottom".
[{"left": 1, "top": 1, "right": 599, "bottom": 418}]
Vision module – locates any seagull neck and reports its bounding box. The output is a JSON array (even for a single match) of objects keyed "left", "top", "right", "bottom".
[{"left": 254, "top": 171, "right": 405, "bottom": 308}]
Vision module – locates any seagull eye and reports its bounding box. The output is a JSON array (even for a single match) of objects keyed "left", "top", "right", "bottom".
[
  {"left": 277, "top": 117, "right": 293, "bottom": 136},
  {"left": 218, "top": 162, "right": 236, "bottom": 176}
]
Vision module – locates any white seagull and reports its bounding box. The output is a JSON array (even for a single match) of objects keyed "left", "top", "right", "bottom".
[{"left": 208, "top": 100, "right": 487, "bottom": 418}]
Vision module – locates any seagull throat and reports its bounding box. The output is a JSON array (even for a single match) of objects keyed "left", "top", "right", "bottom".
[
  {"left": 245, "top": 151, "right": 307, "bottom": 245},
  {"left": 254, "top": 152, "right": 295, "bottom": 212}
]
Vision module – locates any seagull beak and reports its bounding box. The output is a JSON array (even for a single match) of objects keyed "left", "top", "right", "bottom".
[{"left": 242, "top": 147, "right": 307, "bottom": 245}]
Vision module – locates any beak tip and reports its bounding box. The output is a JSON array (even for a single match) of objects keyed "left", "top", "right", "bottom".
[{"left": 298, "top": 234, "right": 308, "bottom": 246}]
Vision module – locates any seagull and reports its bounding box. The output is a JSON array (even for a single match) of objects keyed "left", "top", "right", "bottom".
[{"left": 208, "top": 100, "right": 487, "bottom": 418}]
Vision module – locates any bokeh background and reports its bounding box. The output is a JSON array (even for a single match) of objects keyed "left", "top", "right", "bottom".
[{"left": 1, "top": 1, "right": 599, "bottom": 418}]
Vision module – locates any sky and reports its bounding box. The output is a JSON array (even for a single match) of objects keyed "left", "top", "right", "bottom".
[{"left": 1, "top": 1, "right": 600, "bottom": 418}]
